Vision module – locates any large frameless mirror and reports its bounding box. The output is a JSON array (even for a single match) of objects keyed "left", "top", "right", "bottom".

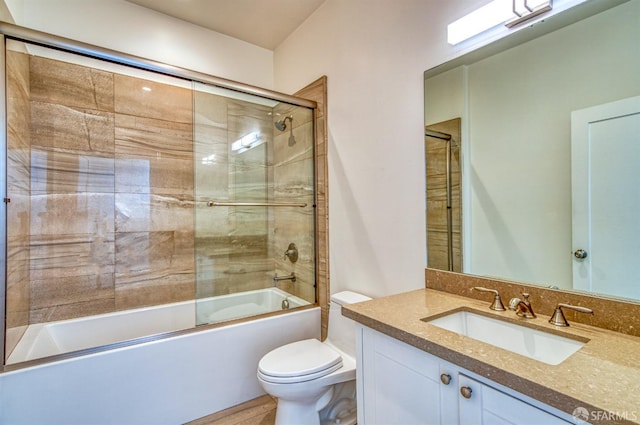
[{"left": 424, "top": 0, "right": 640, "bottom": 301}]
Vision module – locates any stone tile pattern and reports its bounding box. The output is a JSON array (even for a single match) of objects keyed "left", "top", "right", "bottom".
[
  {"left": 425, "top": 118, "right": 462, "bottom": 272},
  {"left": 193, "top": 92, "right": 277, "bottom": 302},
  {"left": 193, "top": 90, "right": 319, "bottom": 311},
  {"left": 9, "top": 53, "right": 197, "bottom": 323},
  {"left": 270, "top": 102, "right": 315, "bottom": 302},
  {"left": 426, "top": 268, "right": 640, "bottom": 337},
  {"left": 5, "top": 50, "right": 323, "bottom": 343},
  {"left": 295, "top": 77, "right": 329, "bottom": 340},
  {"left": 6, "top": 50, "right": 31, "bottom": 354}
]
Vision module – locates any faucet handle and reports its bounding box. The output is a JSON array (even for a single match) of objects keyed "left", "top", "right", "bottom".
[
  {"left": 508, "top": 297, "right": 522, "bottom": 311},
  {"left": 283, "top": 243, "right": 298, "bottom": 263},
  {"left": 549, "top": 303, "right": 594, "bottom": 327},
  {"left": 472, "top": 287, "right": 506, "bottom": 311},
  {"left": 515, "top": 292, "right": 536, "bottom": 318}
]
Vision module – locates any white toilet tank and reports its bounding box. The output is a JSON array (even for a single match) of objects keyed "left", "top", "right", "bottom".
[{"left": 327, "top": 291, "right": 371, "bottom": 357}]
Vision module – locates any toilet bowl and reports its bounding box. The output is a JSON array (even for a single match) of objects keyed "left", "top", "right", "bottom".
[{"left": 257, "top": 291, "right": 371, "bottom": 425}]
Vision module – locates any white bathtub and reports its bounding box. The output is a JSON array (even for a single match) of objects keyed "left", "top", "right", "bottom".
[
  {"left": 0, "top": 293, "right": 319, "bottom": 424},
  {"left": 8, "top": 287, "right": 310, "bottom": 365}
]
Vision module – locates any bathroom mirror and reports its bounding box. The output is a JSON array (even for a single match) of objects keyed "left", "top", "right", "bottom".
[{"left": 424, "top": 0, "right": 640, "bottom": 301}]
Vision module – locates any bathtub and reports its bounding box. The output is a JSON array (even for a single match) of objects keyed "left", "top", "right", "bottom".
[
  {"left": 7, "top": 287, "right": 309, "bottom": 364},
  {"left": 0, "top": 293, "right": 319, "bottom": 424}
]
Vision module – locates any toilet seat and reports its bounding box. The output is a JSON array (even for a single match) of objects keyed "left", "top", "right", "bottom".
[{"left": 258, "top": 339, "right": 343, "bottom": 384}]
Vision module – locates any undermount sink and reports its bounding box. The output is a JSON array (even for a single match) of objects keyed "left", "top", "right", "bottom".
[{"left": 422, "top": 309, "right": 588, "bottom": 365}]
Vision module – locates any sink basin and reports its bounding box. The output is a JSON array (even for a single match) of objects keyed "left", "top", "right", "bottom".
[{"left": 423, "top": 309, "right": 587, "bottom": 365}]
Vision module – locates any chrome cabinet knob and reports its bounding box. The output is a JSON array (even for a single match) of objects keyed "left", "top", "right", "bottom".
[
  {"left": 440, "top": 374, "right": 451, "bottom": 385},
  {"left": 574, "top": 249, "right": 587, "bottom": 259},
  {"left": 460, "top": 386, "right": 472, "bottom": 399}
]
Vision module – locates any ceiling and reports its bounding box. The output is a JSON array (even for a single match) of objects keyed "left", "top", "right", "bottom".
[{"left": 126, "top": 0, "right": 326, "bottom": 50}]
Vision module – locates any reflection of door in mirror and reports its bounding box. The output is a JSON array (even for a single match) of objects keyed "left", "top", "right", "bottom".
[
  {"left": 426, "top": 119, "right": 462, "bottom": 272},
  {"left": 571, "top": 96, "right": 640, "bottom": 300}
]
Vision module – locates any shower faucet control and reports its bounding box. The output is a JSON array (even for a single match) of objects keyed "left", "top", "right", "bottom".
[{"left": 284, "top": 243, "right": 298, "bottom": 263}]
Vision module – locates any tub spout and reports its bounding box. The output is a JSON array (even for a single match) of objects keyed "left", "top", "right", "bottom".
[{"left": 273, "top": 273, "right": 296, "bottom": 285}]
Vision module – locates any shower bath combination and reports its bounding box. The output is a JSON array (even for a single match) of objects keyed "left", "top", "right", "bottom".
[
  {"left": 2, "top": 27, "right": 317, "bottom": 367},
  {"left": 0, "top": 19, "right": 327, "bottom": 425}
]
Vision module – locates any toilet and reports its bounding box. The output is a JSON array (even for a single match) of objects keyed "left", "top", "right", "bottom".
[{"left": 257, "top": 291, "right": 371, "bottom": 425}]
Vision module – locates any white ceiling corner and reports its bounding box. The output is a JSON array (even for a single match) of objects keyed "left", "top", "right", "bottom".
[{"left": 125, "top": 0, "right": 325, "bottom": 50}]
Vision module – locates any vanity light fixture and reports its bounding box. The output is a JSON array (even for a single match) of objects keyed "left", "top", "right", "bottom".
[
  {"left": 231, "top": 131, "right": 263, "bottom": 154},
  {"left": 506, "top": 0, "right": 553, "bottom": 28},
  {"left": 447, "top": 0, "right": 552, "bottom": 45}
]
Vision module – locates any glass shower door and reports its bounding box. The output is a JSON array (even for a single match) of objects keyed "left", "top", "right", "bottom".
[{"left": 193, "top": 83, "right": 316, "bottom": 326}]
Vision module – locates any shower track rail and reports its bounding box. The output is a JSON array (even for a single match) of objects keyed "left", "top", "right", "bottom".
[
  {"left": 0, "top": 22, "right": 317, "bottom": 109},
  {"left": 207, "top": 201, "right": 308, "bottom": 208}
]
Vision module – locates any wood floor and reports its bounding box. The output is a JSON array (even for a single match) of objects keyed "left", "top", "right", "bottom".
[{"left": 185, "top": 395, "right": 276, "bottom": 425}]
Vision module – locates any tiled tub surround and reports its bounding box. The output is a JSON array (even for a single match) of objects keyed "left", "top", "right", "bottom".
[
  {"left": 4, "top": 44, "right": 321, "bottom": 363},
  {"left": 12, "top": 51, "right": 197, "bottom": 325},
  {"left": 343, "top": 289, "right": 640, "bottom": 425},
  {"left": 294, "top": 77, "right": 330, "bottom": 340},
  {"left": 271, "top": 102, "right": 316, "bottom": 303}
]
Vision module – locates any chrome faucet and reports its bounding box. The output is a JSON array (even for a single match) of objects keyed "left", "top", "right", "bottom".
[
  {"left": 510, "top": 293, "right": 536, "bottom": 319},
  {"left": 273, "top": 273, "right": 296, "bottom": 286},
  {"left": 549, "top": 303, "right": 593, "bottom": 327},
  {"left": 472, "top": 287, "right": 506, "bottom": 311}
]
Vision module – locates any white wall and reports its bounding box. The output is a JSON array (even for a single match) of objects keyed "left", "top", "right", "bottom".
[
  {"left": 273, "top": 0, "right": 489, "bottom": 297},
  {"left": 3, "top": 0, "right": 274, "bottom": 89}
]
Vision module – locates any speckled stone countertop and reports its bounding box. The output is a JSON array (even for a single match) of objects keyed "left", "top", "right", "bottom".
[{"left": 343, "top": 289, "right": 640, "bottom": 425}]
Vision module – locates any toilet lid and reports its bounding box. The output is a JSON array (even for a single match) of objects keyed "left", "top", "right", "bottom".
[{"left": 258, "top": 339, "right": 342, "bottom": 381}]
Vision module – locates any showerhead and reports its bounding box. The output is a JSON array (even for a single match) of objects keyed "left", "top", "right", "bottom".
[{"left": 274, "top": 116, "right": 292, "bottom": 132}]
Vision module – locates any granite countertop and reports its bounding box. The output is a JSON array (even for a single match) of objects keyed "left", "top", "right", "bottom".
[{"left": 342, "top": 289, "right": 640, "bottom": 425}]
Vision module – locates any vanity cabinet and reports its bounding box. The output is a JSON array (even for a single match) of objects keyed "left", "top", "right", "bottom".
[{"left": 357, "top": 325, "right": 576, "bottom": 425}]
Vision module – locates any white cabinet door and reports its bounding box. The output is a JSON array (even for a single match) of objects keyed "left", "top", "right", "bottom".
[
  {"left": 458, "top": 374, "right": 572, "bottom": 425},
  {"left": 359, "top": 326, "right": 576, "bottom": 425},
  {"left": 439, "top": 363, "right": 460, "bottom": 425},
  {"left": 361, "top": 327, "right": 444, "bottom": 425}
]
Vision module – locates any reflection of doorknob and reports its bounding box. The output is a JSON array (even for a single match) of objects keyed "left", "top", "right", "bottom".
[{"left": 574, "top": 249, "right": 588, "bottom": 259}]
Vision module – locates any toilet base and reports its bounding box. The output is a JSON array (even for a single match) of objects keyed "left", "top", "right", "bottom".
[
  {"left": 274, "top": 387, "right": 334, "bottom": 425},
  {"left": 319, "top": 381, "right": 357, "bottom": 425}
]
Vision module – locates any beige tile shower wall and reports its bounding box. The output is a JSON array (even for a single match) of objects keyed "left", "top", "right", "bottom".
[
  {"left": 425, "top": 118, "right": 462, "bottom": 272},
  {"left": 271, "top": 103, "right": 315, "bottom": 303},
  {"left": 226, "top": 101, "right": 275, "bottom": 294},
  {"left": 113, "top": 74, "right": 195, "bottom": 310},
  {"left": 5, "top": 50, "right": 31, "bottom": 353},
  {"left": 28, "top": 55, "right": 117, "bottom": 323},
  {"left": 194, "top": 91, "right": 230, "bottom": 299},
  {"left": 18, "top": 54, "right": 196, "bottom": 323},
  {"left": 295, "top": 77, "right": 328, "bottom": 339},
  {"left": 194, "top": 93, "right": 276, "bottom": 299}
]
